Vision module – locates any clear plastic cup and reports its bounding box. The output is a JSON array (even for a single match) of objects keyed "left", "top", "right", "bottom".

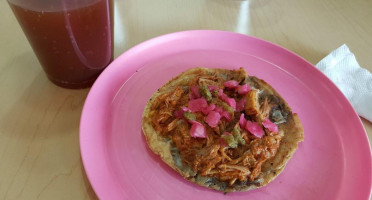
[{"left": 8, "top": 0, "right": 114, "bottom": 89}]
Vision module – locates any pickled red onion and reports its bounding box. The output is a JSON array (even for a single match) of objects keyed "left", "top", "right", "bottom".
[
  {"left": 239, "top": 113, "right": 247, "bottom": 128},
  {"left": 236, "top": 98, "right": 246, "bottom": 112},
  {"left": 262, "top": 118, "right": 278, "bottom": 133},
  {"left": 237, "top": 84, "right": 251, "bottom": 95},
  {"left": 214, "top": 106, "right": 223, "bottom": 114},
  {"left": 174, "top": 110, "right": 184, "bottom": 119},
  {"left": 189, "top": 120, "right": 207, "bottom": 138},
  {"left": 208, "top": 85, "right": 219, "bottom": 92},
  {"left": 205, "top": 111, "right": 221, "bottom": 128},
  {"left": 188, "top": 98, "right": 208, "bottom": 112},
  {"left": 220, "top": 138, "right": 227, "bottom": 147},
  {"left": 190, "top": 86, "right": 201, "bottom": 99},
  {"left": 224, "top": 98, "right": 236, "bottom": 111},
  {"left": 221, "top": 110, "right": 232, "bottom": 121},
  {"left": 245, "top": 120, "right": 265, "bottom": 138},
  {"left": 202, "top": 104, "right": 216, "bottom": 115},
  {"left": 224, "top": 80, "right": 239, "bottom": 89},
  {"left": 217, "top": 89, "right": 236, "bottom": 110},
  {"left": 214, "top": 106, "right": 232, "bottom": 121},
  {"left": 218, "top": 89, "right": 229, "bottom": 100},
  {"left": 174, "top": 107, "right": 190, "bottom": 118}
]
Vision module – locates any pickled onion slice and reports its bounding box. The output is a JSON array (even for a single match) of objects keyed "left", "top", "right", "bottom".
[
  {"left": 190, "top": 86, "right": 201, "bottom": 99},
  {"left": 218, "top": 89, "right": 229, "bottom": 100},
  {"left": 205, "top": 111, "right": 221, "bottom": 128},
  {"left": 189, "top": 120, "right": 207, "bottom": 138},
  {"left": 237, "top": 84, "right": 251, "bottom": 95},
  {"left": 214, "top": 107, "right": 232, "bottom": 121},
  {"left": 174, "top": 107, "right": 190, "bottom": 118},
  {"left": 239, "top": 113, "right": 247, "bottom": 128},
  {"left": 202, "top": 104, "right": 216, "bottom": 115},
  {"left": 224, "top": 98, "right": 236, "bottom": 111},
  {"left": 220, "top": 138, "right": 227, "bottom": 147},
  {"left": 174, "top": 110, "right": 184, "bottom": 119},
  {"left": 221, "top": 110, "right": 232, "bottom": 121},
  {"left": 188, "top": 98, "right": 208, "bottom": 112},
  {"left": 224, "top": 80, "right": 239, "bottom": 89},
  {"left": 208, "top": 85, "right": 219, "bottom": 92},
  {"left": 245, "top": 120, "right": 265, "bottom": 138},
  {"left": 236, "top": 98, "right": 246, "bottom": 112},
  {"left": 262, "top": 118, "right": 278, "bottom": 133},
  {"left": 214, "top": 106, "right": 223, "bottom": 114}
]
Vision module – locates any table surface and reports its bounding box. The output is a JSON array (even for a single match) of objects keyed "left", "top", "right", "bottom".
[{"left": 1, "top": 0, "right": 371, "bottom": 199}]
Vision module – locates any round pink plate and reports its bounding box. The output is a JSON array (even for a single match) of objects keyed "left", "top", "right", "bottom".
[{"left": 80, "top": 30, "right": 372, "bottom": 200}]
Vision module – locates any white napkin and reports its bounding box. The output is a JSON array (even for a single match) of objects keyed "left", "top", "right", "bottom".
[{"left": 315, "top": 44, "right": 372, "bottom": 122}]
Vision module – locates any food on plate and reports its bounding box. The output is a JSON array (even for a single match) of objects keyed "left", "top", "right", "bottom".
[{"left": 142, "top": 67, "right": 304, "bottom": 192}]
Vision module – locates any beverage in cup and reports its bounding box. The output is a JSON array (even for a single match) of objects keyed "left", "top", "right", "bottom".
[{"left": 8, "top": 0, "right": 113, "bottom": 89}]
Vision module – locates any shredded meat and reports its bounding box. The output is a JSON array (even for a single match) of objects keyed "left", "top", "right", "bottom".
[
  {"left": 244, "top": 91, "right": 277, "bottom": 124},
  {"left": 151, "top": 87, "right": 184, "bottom": 133},
  {"left": 150, "top": 69, "right": 283, "bottom": 186}
]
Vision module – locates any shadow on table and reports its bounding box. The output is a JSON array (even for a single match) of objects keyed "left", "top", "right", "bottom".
[{"left": 81, "top": 160, "right": 99, "bottom": 200}]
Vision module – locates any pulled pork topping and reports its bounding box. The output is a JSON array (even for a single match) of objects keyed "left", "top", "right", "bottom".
[{"left": 150, "top": 69, "right": 285, "bottom": 185}]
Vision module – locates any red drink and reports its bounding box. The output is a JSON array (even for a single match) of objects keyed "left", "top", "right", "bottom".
[{"left": 8, "top": 0, "right": 113, "bottom": 89}]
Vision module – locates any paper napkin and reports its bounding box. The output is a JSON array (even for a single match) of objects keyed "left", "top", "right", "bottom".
[{"left": 315, "top": 44, "right": 372, "bottom": 122}]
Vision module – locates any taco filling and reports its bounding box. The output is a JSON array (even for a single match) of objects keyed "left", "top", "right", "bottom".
[{"left": 142, "top": 67, "right": 304, "bottom": 192}]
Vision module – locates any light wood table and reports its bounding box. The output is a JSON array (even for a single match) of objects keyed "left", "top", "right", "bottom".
[{"left": 1, "top": 0, "right": 371, "bottom": 199}]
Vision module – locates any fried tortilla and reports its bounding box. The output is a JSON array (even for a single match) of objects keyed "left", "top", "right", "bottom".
[{"left": 142, "top": 67, "right": 304, "bottom": 192}]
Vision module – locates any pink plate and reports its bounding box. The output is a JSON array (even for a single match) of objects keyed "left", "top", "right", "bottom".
[{"left": 80, "top": 30, "right": 372, "bottom": 200}]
